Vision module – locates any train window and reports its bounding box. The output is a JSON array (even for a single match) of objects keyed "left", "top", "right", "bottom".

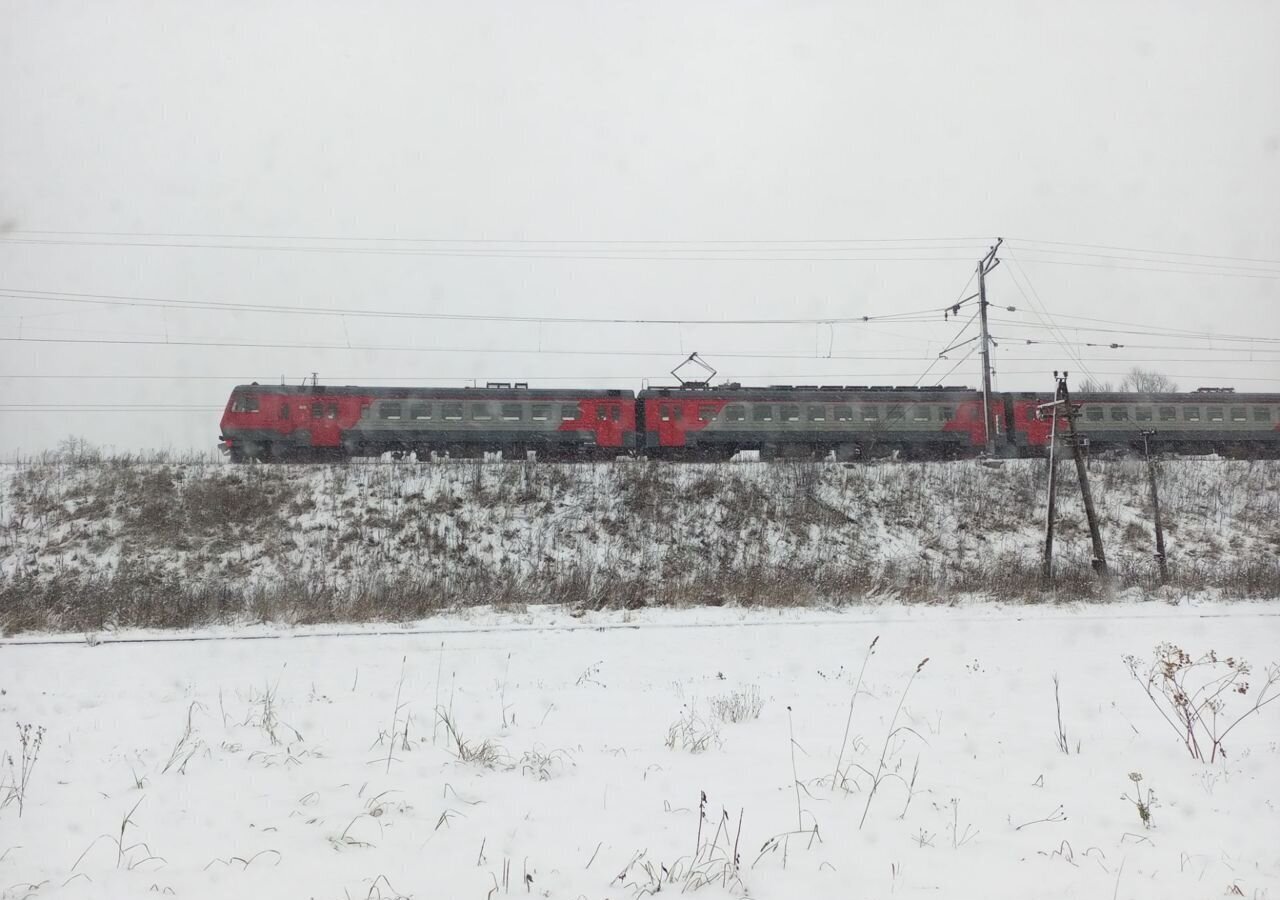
[
  {"left": 752, "top": 405, "right": 773, "bottom": 422},
  {"left": 1110, "top": 407, "right": 1129, "bottom": 421},
  {"left": 503, "top": 403, "right": 523, "bottom": 421},
  {"left": 780, "top": 404, "right": 800, "bottom": 422},
  {"left": 279, "top": 404, "right": 290, "bottom": 420},
  {"left": 659, "top": 404, "right": 672, "bottom": 422},
  {"left": 726, "top": 405, "right": 745, "bottom": 422},
  {"left": 862, "top": 407, "right": 879, "bottom": 421},
  {"left": 560, "top": 405, "right": 577, "bottom": 421},
  {"left": 1159, "top": 407, "right": 1176, "bottom": 421},
  {"left": 1208, "top": 406, "right": 1224, "bottom": 422},
  {"left": 696, "top": 404, "right": 717, "bottom": 422},
  {"left": 1135, "top": 407, "right": 1152, "bottom": 422},
  {"left": 887, "top": 406, "right": 904, "bottom": 421},
  {"left": 530, "top": 404, "right": 550, "bottom": 421},
  {"left": 1253, "top": 407, "right": 1272, "bottom": 422},
  {"left": 442, "top": 402, "right": 463, "bottom": 420},
  {"left": 312, "top": 403, "right": 324, "bottom": 419},
  {"left": 834, "top": 405, "right": 853, "bottom": 421},
  {"left": 597, "top": 406, "right": 610, "bottom": 422},
  {"left": 380, "top": 402, "right": 402, "bottom": 420},
  {"left": 940, "top": 406, "right": 954, "bottom": 422},
  {"left": 1086, "top": 406, "right": 1103, "bottom": 421},
  {"left": 326, "top": 403, "right": 338, "bottom": 419},
  {"left": 471, "top": 403, "right": 493, "bottom": 421},
  {"left": 1230, "top": 407, "right": 1246, "bottom": 422},
  {"left": 1184, "top": 407, "right": 1200, "bottom": 422},
  {"left": 807, "top": 406, "right": 826, "bottom": 422},
  {"left": 231, "top": 394, "right": 260, "bottom": 413},
  {"left": 913, "top": 408, "right": 931, "bottom": 422},
  {"left": 410, "top": 402, "right": 431, "bottom": 420}
]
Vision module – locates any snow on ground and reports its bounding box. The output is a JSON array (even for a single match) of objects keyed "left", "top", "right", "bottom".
[{"left": 3, "top": 601, "right": 1279, "bottom": 899}]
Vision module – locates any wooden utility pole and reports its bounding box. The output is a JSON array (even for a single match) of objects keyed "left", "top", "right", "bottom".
[
  {"left": 976, "top": 238, "right": 1004, "bottom": 456},
  {"left": 1058, "top": 375, "right": 1109, "bottom": 579},
  {"left": 1140, "top": 429, "right": 1169, "bottom": 583}
]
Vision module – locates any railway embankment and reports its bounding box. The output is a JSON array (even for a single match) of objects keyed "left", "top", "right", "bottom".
[{"left": 1, "top": 456, "right": 1277, "bottom": 631}]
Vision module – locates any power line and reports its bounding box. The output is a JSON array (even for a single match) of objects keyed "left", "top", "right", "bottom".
[
  {"left": 0, "top": 237, "right": 982, "bottom": 263},
  {"left": 0, "top": 287, "right": 950, "bottom": 327},
  {"left": 1007, "top": 237, "right": 1280, "bottom": 267},
  {"left": 1011, "top": 256, "right": 1280, "bottom": 280},
  {"left": 2, "top": 229, "right": 990, "bottom": 246}
]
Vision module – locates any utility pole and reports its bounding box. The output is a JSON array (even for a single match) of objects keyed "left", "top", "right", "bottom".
[
  {"left": 976, "top": 238, "right": 1004, "bottom": 456},
  {"left": 1037, "top": 372, "right": 1068, "bottom": 586},
  {"left": 1059, "top": 374, "right": 1109, "bottom": 580},
  {"left": 1140, "top": 429, "right": 1169, "bottom": 584}
]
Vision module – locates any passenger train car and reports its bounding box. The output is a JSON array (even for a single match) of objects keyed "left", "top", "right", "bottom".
[
  {"left": 220, "top": 382, "right": 1280, "bottom": 462},
  {"left": 219, "top": 383, "right": 634, "bottom": 462}
]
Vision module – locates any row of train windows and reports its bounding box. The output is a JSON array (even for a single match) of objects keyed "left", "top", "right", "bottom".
[
  {"left": 659, "top": 404, "right": 956, "bottom": 423},
  {"left": 1082, "top": 405, "right": 1273, "bottom": 423},
  {"left": 377, "top": 402, "right": 617, "bottom": 422},
  {"left": 233, "top": 397, "right": 343, "bottom": 420}
]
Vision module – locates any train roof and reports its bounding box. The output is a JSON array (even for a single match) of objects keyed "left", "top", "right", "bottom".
[
  {"left": 1004, "top": 390, "right": 1280, "bottom": 402},
  {"left": 640, "top": 384, "right": 978, "bottom": 401},
  {"left": 230, "top": 384, "right": 635, "bottom": 399}
]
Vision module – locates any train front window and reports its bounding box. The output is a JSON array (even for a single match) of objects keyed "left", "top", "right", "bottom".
[{"left": 231, "top": 394, "right": 260, "bottom": 413}]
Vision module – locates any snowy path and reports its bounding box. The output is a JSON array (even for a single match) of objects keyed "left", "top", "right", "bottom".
[{"left": 3, "top": 602, "right": 1278, "bottom": 899}]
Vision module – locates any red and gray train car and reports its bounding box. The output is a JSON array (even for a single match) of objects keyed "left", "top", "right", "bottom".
[{"left": 220, "top": 382, "right": 1280, "bottom": 462}]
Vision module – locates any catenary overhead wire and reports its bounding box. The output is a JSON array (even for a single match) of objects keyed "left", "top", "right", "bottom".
[{"left": 0, "top": 288, "right": 950, "bottom": 327}]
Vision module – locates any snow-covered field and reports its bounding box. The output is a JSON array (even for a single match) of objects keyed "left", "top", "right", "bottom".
[{"left": 3, "top": 602, "right": 1278, "bottom": 899}]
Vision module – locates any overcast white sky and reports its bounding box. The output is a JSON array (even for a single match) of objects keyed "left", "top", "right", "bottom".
[{"left": 2, "top": 0, "right": 1278, "bottom": 455}]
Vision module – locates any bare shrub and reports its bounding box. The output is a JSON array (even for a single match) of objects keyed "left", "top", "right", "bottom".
[
  {"left": 1124, "top": 643, "right": 1280, "bottom": 762},
  {"left": 666, "top": 708, "right": 721, "bottom": 753},
  {"left": 709, "top": 687, "right": 764, "bottom": 724},
  {"left": 1, "top": 723, "right": 46, "bottom": 817}
]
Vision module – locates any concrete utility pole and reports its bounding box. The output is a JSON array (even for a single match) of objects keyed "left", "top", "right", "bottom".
[
  {"left": 1140, "top": 429, "right": 1169, "bottom": 584},
  {"left": 1059, "top": 374, "right": 1109, "bottom": 580},
  {"left": 1037, "top": 373, "right": 1068, "bottom": 586},
  {"left": 976, "top": 238, "right": 1004, "bottom": 455}
]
